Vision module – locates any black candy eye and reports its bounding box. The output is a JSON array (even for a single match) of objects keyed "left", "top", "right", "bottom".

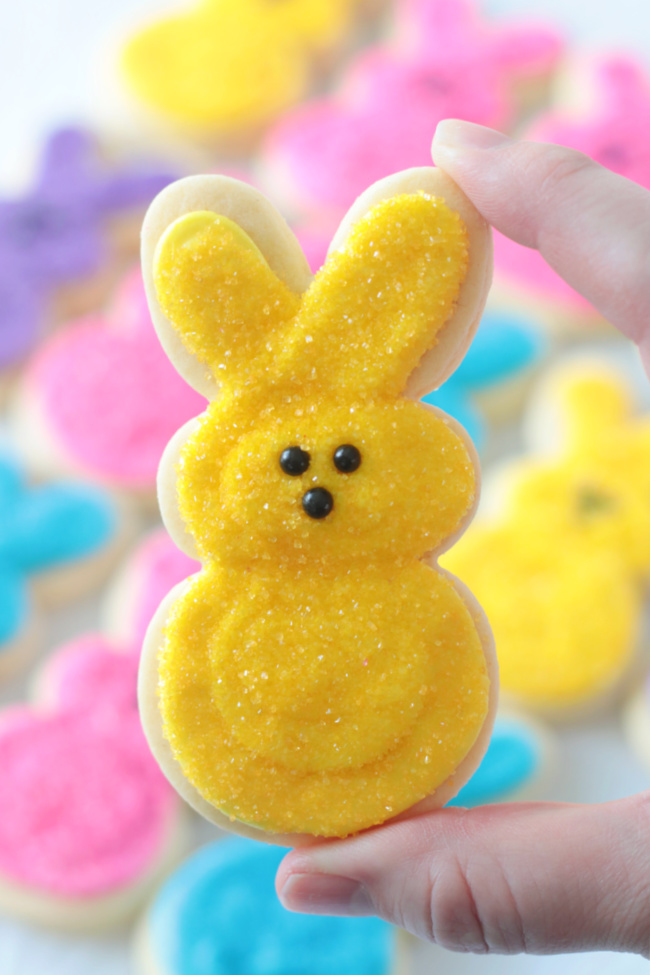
[
  {"left": 280, "top": 446, "right": 310, "bottom": 476},
  {"left": 333, "top": 444, "right": 361, "bottom": 473}
]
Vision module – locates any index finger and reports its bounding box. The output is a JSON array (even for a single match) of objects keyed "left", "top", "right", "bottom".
[{"left": 431, "top": 120, "right": 650, "bottom": 371}]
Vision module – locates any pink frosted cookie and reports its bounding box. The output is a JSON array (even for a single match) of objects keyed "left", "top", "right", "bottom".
[
  {"left": 263, "top": 0, "right": 563, "bottom": 221},
  {"left": 0, "top": 636, "right": 183, "bottom": 931},
  {"left": 12, "top": 267, "right": 206, "bottom": 500},
  {"left": 104, "top": 528, "right": 201, "bottom": 648},
  {"left": 494, "top": 56, "right": 650, "bottom": 333}
]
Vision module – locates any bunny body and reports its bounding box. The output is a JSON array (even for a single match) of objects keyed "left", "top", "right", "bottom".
[{"left": 141, "top": 171, "right": 495, "bottom": 839}]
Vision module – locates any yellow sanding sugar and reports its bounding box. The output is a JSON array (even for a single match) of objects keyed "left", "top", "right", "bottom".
[
  {"left": 122, "top": 0, "right": 358, "bottom": 129},
  {"left": 161, "top": 562, "right": 490, "bottom": 836},
  {"left": 154, "top": 190, "right": 489, "bottom": 836}
]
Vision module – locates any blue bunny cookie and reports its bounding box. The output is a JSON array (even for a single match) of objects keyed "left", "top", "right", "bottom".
[{"left": 135, "top": 838, "right": 396, "bottom": 975}]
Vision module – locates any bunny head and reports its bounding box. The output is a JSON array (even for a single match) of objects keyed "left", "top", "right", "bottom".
[
  {"left": 264, "top": 0, "right": 562, "bottom": 217},
  {"left": 527, "top": 56, "right": 650, "bottom": 191},
  {"left": 518, "top": 364, "right": 650, "bottom": 573},
  {"left": 149, "top": 172, "right": 491, "bottom": 571}
]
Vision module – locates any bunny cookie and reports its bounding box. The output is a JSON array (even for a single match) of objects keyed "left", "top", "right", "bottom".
[
  {"left": 0, "top": 127, "right": 175, "bottom": 386},
  {"left": 263, "top": 0, "right": 563, "bottom": 222},
  {"left": 135, "top": 838, "right": 396, "bottom": 975},
  {"left": 0, "top": 529, "right": 196, "bottom": 931},
  {"left": 494, "top": 56, "right": 650, "bottom": 333},
  {"left": 139, "top": 168, "right": 496, "bottom": 841},
  {"left": 120, "top": 0, "right": 373, "bottom": 150},
  {"left": 442, "top": 360, "right": 650, "bottom": 720},
  {"left": 13, "top": 267, "right": 206, "bottom": 500}
]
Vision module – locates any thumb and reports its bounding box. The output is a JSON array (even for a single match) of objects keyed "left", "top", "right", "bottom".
[
  {"left": 276, "top": 795, "right": 650, "bottom": 956},
  {"left": 431, "top": 120, "right": 650, "bottom": 372}
]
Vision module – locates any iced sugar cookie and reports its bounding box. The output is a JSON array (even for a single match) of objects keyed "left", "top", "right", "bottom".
[
  {"left": 0, "top": 127, "right": 175, "bottom": 381},
  {"left": 623, "top": 675, "right": 650, "bottom": 774},
  {"left": 263, "top": 0, "right": 563, "bottom": 221},
  {"left": 0, "top": 635, "right": 184, "bottom": 931},
  {"left": 12, "top": 267, "right": 206, "bottom": 500},
  {"left": 422, "top": 308, "right": 547, "bottom": 452},
  {"left": 139, "top": 167, "right": 497, "bottom": 842},
  {"left": 447, "top": 712, "right": 556, "bottom": 807},
  {"left": 0, "top": 451, "right": 132, "bottom": 680},
  {"left": 494, "top": 56, "right": 650, "bottom": 333},
  {"left": 119, "top": 0, "right": 374, "bottom": 150},
  {"left": 135, "top": 838, "right": 397, "bottom": 975},
  {"left": 104, "top": 528, "right": 201, "bottom": 649},
  {"left": 442, "top": 360, "right": 650, "bottom": 720}
]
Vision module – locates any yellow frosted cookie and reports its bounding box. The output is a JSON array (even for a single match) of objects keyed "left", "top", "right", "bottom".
[
  {"left": 139, "top": 168, "right": 497, "bottom": 842},
  {"left": 121, "top": 0, "right": 367, "bottom": 143},
  {"left": 443, "top": 360, "right": 650, "bottom": 720}
]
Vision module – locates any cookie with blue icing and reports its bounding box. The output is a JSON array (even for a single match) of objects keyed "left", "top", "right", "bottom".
[
  {"left": 422, "top": 309, "right": 546, "bottom": 451},
  {"left": 447, "top": 714, "right": 555, "bottom": 807},
  {"left": 0, "top": 451, "right": 133, "bottom": 678},
  {"left": 135, "top": 838, "right": 397, "bottom": 975}
]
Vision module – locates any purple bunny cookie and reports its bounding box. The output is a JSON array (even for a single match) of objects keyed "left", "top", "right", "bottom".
[{"left": 0, "top": 126, "right": 176, "bottom": 371}]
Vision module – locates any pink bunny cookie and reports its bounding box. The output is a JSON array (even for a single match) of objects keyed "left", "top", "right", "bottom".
[
  {"left": 104, "top": 528, "right": 201, "bottom": 649},
  {"left": 263, "top": 0, "right": 564, "bottom": 222},
  {"left": 0, "top": 636, "right": 182, "bottom": 931},
  {"left": 0, "top": 530, "right": 197, "bottom": 931},
  {"left": 494, "top": 56, "right": 650, "bottom": 333},
  {"left": 12, "top": 267, "right": 206, "bottom": 501}
]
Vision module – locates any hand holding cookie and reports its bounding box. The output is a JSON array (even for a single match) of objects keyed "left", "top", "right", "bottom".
[{"left": 276, "top": 124, "right": 650, "bottom": 959}]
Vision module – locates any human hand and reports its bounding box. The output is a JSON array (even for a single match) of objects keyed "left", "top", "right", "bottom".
[{"left": 276, "top": 121, "right": 650, "bottom": 958}]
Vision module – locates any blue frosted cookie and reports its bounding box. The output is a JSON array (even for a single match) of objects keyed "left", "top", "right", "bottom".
[{"left": 135, "top": 838, "right": 396, "bottom": 975}]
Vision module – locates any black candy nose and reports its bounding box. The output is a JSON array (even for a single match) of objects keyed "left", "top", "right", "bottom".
[{"left": 302, "top": 487, "right": 334, "bottom": 520}]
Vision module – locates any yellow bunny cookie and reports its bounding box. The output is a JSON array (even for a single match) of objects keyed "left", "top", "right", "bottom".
[
  {"left": 443, "top": 360, "right": 650, "bottom": 720},
  {"left": 121, "top": 0, "right": 369, "bottom": 146},
  {"left": 139, "top": 169, "right": 497, "bottom": 841}
]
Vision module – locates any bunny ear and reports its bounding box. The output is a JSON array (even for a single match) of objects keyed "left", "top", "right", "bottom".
[
  {"left": 286, "top": 168, "right": 492, "bottom": 400},
  {"left": 526, "top": 362, "right": 632, "bottom": 456},
  {"left": 154, "top": 211, "right": 300, "bottom": 385},
  {"left": 142, "top": 175, "right": 312, "bottom": 399}
]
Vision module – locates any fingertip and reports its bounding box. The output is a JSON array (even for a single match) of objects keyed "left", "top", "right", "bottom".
[{"left": 432, "top": 120, "right": 514, "bottom": 156}]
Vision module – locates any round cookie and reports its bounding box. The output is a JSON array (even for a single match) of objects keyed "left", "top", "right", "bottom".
[
  {"left": 134, "top": 837, "right": 399, "bottom": 975},
  {"left": 12, "top": 267, "right": 206, "bottom": 502},
  {"left": 139, "top": 167, "right": 497, "bottom": 843},
  {"left": 442, "top": 358, "right": 650, "bottom": 720}
]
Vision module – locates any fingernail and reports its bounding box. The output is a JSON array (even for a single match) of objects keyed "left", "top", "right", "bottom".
[
  {"left": 278, "top": 873, "right": 373, "bottom": 916},
  {"left": 433, "top": 120, "right": 514, "bottom": 151}
]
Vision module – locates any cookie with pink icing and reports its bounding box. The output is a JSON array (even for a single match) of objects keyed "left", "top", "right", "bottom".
[
  {"left": 103, "top": 528, "right": 201, "bottom": 648},
  {"left": 494, "top": 56, "right": 650, "bottom": 332},
  {"left": 0, "top": 530, "right": 198, "bottom": 931},
  {"left": 12, "top": 267, "right": 206, "bottom": 499},
  {"left": 263, "top": 0, "right": 564, "bottom": 221}
]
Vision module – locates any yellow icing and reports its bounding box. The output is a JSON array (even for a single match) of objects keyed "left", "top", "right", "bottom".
[
  {"left": 443, "top": 366, "right": 650, "bottom": 710},
  {"left": 154, "top": 191, "right": 491, "bottom": 837},
  {"left": 122, "top": 0, "right": 359, "bottom": 130}
]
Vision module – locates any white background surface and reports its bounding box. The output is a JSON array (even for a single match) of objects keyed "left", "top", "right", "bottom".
[{"left": 1, "top": 1, "right": 650, "bottom": 973}]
